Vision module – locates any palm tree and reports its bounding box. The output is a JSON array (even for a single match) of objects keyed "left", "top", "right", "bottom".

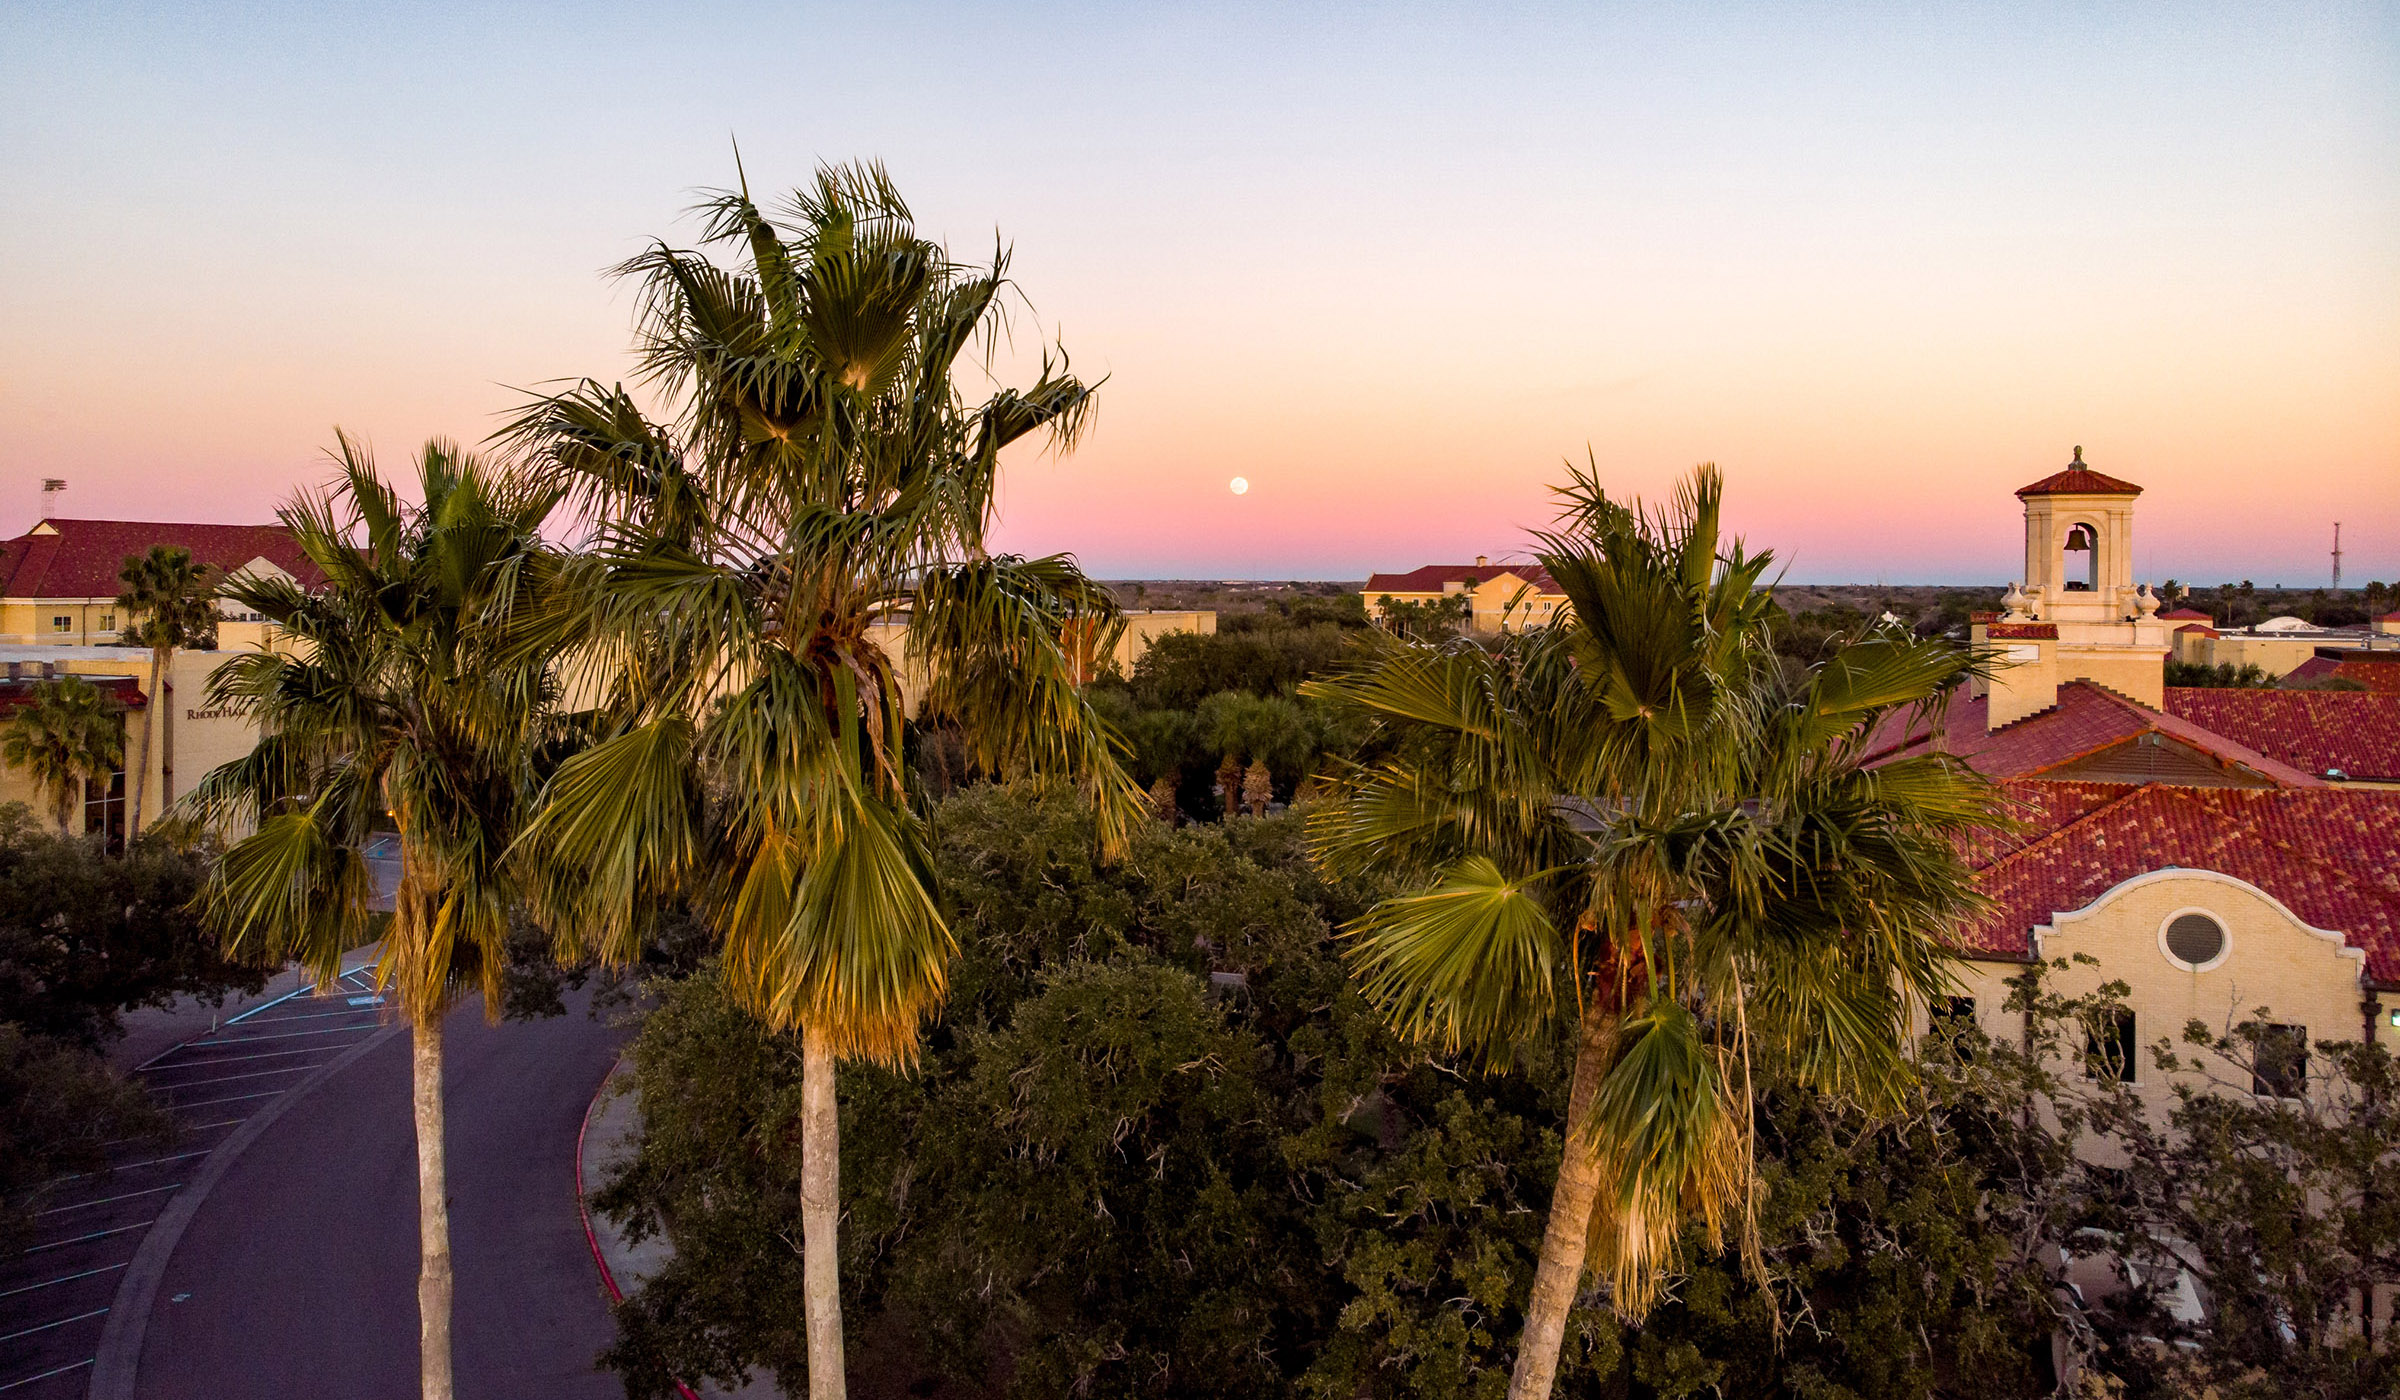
[
  {"left": 184, "top": 438, "right": 565, "bottom": 1400},
  {"left": 116, "top": 544, "right": 220, "bottom": 839},
  {"left": 2, "top": 676, "right": 127, "bottom": 834},
  {"left": 504, "top": 162, "right": 1140, "bottom": 1400},
  {"left": 1304, "top": 464, "right": 2002, "bottom": 1400}
]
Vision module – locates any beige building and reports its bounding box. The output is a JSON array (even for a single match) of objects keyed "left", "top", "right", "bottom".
[
  {"left": 2170, "top": 614, "right": 2398, "bottom": 679},
  {"left": 0, "top": 518, "right": 324, "bottom": 839},
  {"left": 1364, "top": 557, "right": 1568, "bottom": 633},
  {"left": 1870, "top": 453, "right": 2400, "bottom": 1123}
]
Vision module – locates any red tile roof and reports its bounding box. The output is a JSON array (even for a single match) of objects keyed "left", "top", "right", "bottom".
[
  {"left": 0, "top": 519, "right": 322, "bottom": 600},
  {"left": 1365, "top": 563, "right": 1563, "bottom": 594},
  {"left": 2275, "top": 657, "right": 2400, "bottom": 701},
  {"left": 2278, "top": 651, "right": 2400, "bottom": 695},
  {"left": 0, "top": 673, "right": 147, "bottom": 716},
  {"left": 2158, "top": 607, "right": 2213, "bottom": 622},
  {"left": 2163, "top": 687, "right": 2400, "bottom": 781},
  {"left": 1865, "top": 681, "right": 2323, "bottom": 788},
  {"left": 1957, "top": 781, "right": 2400, "bottom": 985},
  {"left": 1986, "top": 622, "right": 2057, "bottom": 640},
  {"left": 2016, "top": 449, "right": 2142, "bottom": 498}
]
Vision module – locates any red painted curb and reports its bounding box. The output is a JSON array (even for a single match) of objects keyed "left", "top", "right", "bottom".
[{"left": 577, "top": 1059, "right": 704, "bottom": 1400}]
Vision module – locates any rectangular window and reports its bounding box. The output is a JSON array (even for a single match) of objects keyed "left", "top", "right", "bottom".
[
  {"left": 2085, "top": 1007, "right": 2136, "bottom": 1084},
  {"left": 51, "top": 614, "right": 72, "bottom": 632},
  {"left": 98, "top": 612, "right": 114, "bottom": 631},
  {"left": 82, "top": 768, "right": 126, "bottom": 850},
  {"left": 2252, "top": 1024, "right": 2308, "bottom": 1099}
]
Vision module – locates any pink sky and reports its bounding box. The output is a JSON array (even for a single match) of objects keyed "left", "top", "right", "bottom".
[{"left": 4, "top": 5, "right": 2394, "bottom": 584}]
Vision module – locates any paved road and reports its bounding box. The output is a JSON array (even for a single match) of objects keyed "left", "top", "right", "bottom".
[
  {"left": 0, "top": 965, "right": 388, "bottom": 1399},
  {"left": 128, "top": 994, "right": 630, "bottom": 1399}
]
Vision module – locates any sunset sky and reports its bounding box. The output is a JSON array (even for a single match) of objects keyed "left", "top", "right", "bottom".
[{"left": 4, "top": 3, "right": 2394, "bottom": 584}]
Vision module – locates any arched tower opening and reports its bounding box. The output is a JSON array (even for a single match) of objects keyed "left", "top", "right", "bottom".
[{"left": 2063, "top": 522, "right": 2100, "bottom": 591}]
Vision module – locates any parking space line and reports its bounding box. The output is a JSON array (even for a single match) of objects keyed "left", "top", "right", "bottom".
[
  {"left": 180, "top": 1023, "right": 381, "bottom": 1050},
  {"left": 165, "top": 1091, "right": 283, "bottom": 1112},
  {"left": 146, "top": 1065, "right": 321, "bottom": 1093},
  {"left": 0, "top": 1264, "right": 127, "bottom": 1301},
  {"left": 133, "top": 1045, "right": 335, "bottom": 1073},
  {"left": 0, "top": 1306, "right": 107, "bottom": 1345},
  {"left": 0, "top": 1359, "right": 95, "bottom": 1392},
  {"left": 219, "top": 1005, "right": 385, "bottom": 1029},
  {"left": 34, "top": 1185, "right": 180, "bottom": 1217},
  {"left": 52, "top": 1150, "right": 210, "bottom": 1184},
  {"left": 19, "top": 1221, "right": 156, "bottom": 1255}
]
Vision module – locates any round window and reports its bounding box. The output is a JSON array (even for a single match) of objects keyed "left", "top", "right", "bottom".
[{"left": 2162, "top": 912, "right": 2227, "bottom": 970}]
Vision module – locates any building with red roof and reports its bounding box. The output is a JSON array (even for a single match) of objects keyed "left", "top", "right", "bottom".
[
  {"left": 1899, "top": 459, "right": 2400, "bottom": 1123},
  {"left": 1364, "top": 556, "right": 1567, "bottom": 633},
  {"left": 2277, "top": 647, "right": 2400, "bottom": 696},
  {"left": 1, "top": 516, "right": 320, "bottom": 840},
  {"left": 1, "top": 517, "right": 321, "bottom": 647}
]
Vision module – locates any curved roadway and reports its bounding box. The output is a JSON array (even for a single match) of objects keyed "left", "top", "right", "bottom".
[{"left": 125, "top": 995, "right": 629, "bottom": 1399}]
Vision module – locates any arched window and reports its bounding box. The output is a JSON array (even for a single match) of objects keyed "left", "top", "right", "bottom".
[{"left": 2063, "top": 523, "right": 2099, "bottom": 591}]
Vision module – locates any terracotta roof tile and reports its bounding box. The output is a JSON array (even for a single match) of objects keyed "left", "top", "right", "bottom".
[
  {"left": 2016, "top": 452, "right": 2143, "bottom": 497},
  {"left": 0, "top": 673, "right": 148, "bottom": 716},
  {"left": 1865, "top": 681, "right": 2323, "bottom": 788},
  {"left": 2163, "top": 687, "right": 2400, "bottom": 780},
  {"left": 0, "top": 519, "right": 323, "bottom": 599},
  {"left": 1958, "top": 782, "right": 2400, "bottom": 984},
  {"left": 2277, "top": 651, "right": 2400, "bottom": 695}
]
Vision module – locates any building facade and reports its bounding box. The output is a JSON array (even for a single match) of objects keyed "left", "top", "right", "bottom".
[
  {"left": 1869, "top": 455, "right": 2400, "bottom": 1115},
  {"left": 1364, "top": 557, "right": 1568, "bottom": 633},
  {"left": 0, "top": 518, "right": 322, "bottom": 835}
]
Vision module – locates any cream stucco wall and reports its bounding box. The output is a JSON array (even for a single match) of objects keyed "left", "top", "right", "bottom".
[
  {"left": 2055, "top": 648, "right": 2166, "bottom": 707},
  {"left": 2181, "top": 632, "right": 2341, "bottom": 679},
  {"left": 0, "top": 645, "right": 280, "bottom": 834},
  {"left": 1373, "top": 574, "right": 1567, "bottom": 633},
  {"left": 1948, "top": 868, "right": 2394, "bottom": 1130}
]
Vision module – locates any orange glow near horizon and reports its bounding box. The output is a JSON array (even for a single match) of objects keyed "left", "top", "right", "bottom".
[{"left": 3, "top": 5, "right": 2393, "bottom": 585}]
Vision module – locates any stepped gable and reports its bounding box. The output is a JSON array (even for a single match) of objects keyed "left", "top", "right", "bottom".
[
  {"left": 1364, "top": 562, "right": 1561, "bottom": 593},
  {"left": 1861, "top": 681, "right": 2321, "bottom": 787},
  {"left": 2279, "top": 650, "right": 2400, "bottom": 695},
  {"left": 2164, "top": 686, "right": 2400, "bottom": 781},
  {"left": 1956, "top": 782, "right": 2400, "bottom": 985},
  {"left": 0, "top": 519, "right": 323, "bottom": 598}
]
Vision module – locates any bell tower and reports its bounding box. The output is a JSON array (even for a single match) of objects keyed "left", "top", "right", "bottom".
[
  {"left": 2017, "top": 446, "right": 2144, "bottom": 621},
  {"left": 1973, "top": 447, "right": 2173, "bottom": 724}
]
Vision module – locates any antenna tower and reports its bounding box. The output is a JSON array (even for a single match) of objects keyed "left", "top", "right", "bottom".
[{"left": 2333, "top": 522, "right": 2343, "bottom": 592}]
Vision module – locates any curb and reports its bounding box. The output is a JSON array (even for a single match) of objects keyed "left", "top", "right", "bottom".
[
  {"left": 89, "top": 1014, "right": 407, "bottom": 1400},
  {"left": 575, "top": 1059, "right": 702, "bottom": 1400}
]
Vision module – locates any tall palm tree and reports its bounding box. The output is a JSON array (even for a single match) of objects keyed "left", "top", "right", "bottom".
[
  {"left": 1304, "top": 464, "right": 2002, "bottom": 1400},
  {"left": 184, "top": 438, "right": 565, "bottom": 1400},
  {"left": 505, "top": 162, "right": 1140, "bottom": 1400},
  {"left": 2, "top": 676, "right": 127, "bottom": 834},
  {"left": 116, "top": 544, "right": 220, "bottom": 839}
]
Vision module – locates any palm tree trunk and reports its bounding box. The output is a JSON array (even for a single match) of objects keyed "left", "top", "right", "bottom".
[
  {"left": 129, "top": 648, "right": 163, "bottom": 839},
  {"left": 1507, "top": 1008, "right": 1617, "bottom": 1400},
  {"left": 413, "top": 1014, "right": 456, "bottom": 1400},
  {"left": 800, "top": 1024, "right": 846, "bottom": 1400}
]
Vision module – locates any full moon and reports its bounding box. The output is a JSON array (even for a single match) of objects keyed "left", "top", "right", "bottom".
[{"left": 1229, "top": 477, "right": 1249, "bottom": 495}]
